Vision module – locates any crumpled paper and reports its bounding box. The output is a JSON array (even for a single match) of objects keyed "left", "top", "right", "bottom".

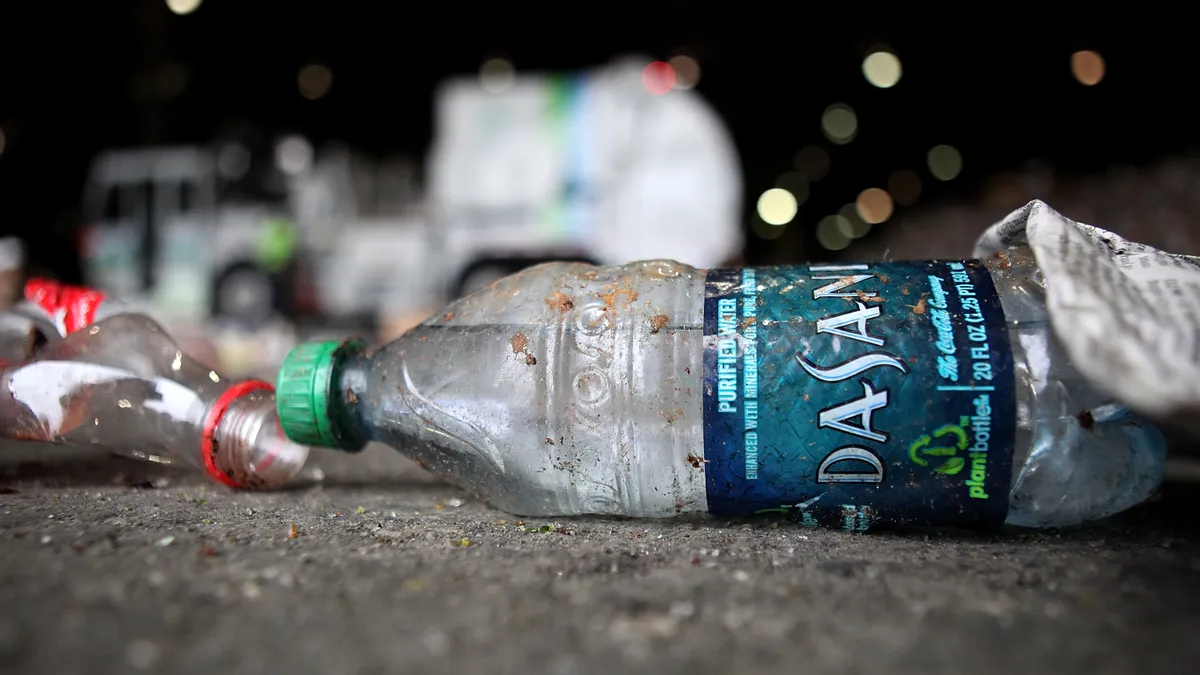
[{"left": 975, "top": 200, "right": 1200, "bottom": 430}]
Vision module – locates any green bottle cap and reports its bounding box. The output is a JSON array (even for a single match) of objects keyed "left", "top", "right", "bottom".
[{"left": 276, "top": 339, "right": 364, "bottom": 451}]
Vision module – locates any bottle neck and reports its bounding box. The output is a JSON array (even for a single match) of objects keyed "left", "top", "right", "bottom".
[
  {"left": 211, "top": 389, "right": 309, "bottom": 488},
  {"left": 329, "top": 349, "right": 372, "bottom": 452}
]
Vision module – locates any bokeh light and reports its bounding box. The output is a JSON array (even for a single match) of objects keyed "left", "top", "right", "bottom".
[
  {"left": 794, "top": 146, "right": 831, "bottom": 181},
  {"left": 757, "top": 188, "right": 798, "bottom": 226},
  {"left": 927, "top": 145, "right": 963, "bottom": 181},
  {"left": 888, "top": 169, "right": 922, "bottom": 206},
  {"left": 752, "top": 217, "right": 788, "bottom": 240},
  {"left": 838, "top": 204, "right": 872, "bottom": 239},
  {"left": 821, "top": 104, "right": 858, "bottom": 145},
  {"left": 156, "top": 63, "right": 189, "bottom": 99},
  {"left": 862, "top": 51, "right": 902, "bottom": 88},
  {"left": 817, "top": 215, "right": 852, "bottom": 250},
  {"left": 669, "top": 55, "right": 701, "bottom": 90},
  {"left": 218, "top": 143, "right": 251, "bottom": 180},
  {"left": 480, "top": 58, "right": 516, "bottom": 94},
  {"left": 276, "top": 135, "right": 314, "bottom": 176},
  {"left": 1071, "top": 50, "right": 1105, "bottom": 86},
  {"left": 775, "top": 172, "right": 810, "bottom": 206},
  {"left": 298, "top": 64, "right": 332, "bottom": 100},
  {"left": 165, "top": 0, "right": 202, "bottom": 15},
  {"left": 0, "top": 125, "right": 6, "bottom": 157},
  {"left": 642, "top": 61, "right": 676, "bottom": 95},
  {"left": 856, "top": 188, "right": 894, "bottom": 224}
]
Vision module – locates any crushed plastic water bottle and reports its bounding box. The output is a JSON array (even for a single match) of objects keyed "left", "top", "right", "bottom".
[
  {"left": 1, "top": 280, "right": 310, "bottom": 489},
  {"left": 273, "top": 201, "right": 1186, "bottom": 530}
]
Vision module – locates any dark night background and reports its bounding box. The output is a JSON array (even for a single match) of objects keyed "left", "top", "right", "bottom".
[{"left": 1, "top": 3, "right": 1196, "bottom": 281}]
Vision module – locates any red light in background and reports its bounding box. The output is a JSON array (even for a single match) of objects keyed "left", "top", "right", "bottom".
[{"left": 641, "top": 61, "right": 676, "bottom": 95}]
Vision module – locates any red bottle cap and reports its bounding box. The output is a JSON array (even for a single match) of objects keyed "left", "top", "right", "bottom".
[{"left": 201, "top": 380, "right": 274, "bottom": 489}]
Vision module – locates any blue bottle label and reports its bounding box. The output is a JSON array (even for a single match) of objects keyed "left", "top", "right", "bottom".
[{"left": 702, "top": 261, "right": 1016, "bottom": 531}]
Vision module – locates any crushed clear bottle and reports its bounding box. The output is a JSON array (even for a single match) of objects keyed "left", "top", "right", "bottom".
[
  {"left": 1, "top": 313, "right": 309, "bottom": 488},
  {"left": 275, "top": 248, "right": 1168, "bottom": 528}
]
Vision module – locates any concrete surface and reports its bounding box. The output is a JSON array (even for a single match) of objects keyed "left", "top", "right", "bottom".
[{"left": 2, "top": 442, "right": 1199, "bottom": 675}]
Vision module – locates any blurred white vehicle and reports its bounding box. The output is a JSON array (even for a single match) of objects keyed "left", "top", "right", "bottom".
[
  {"left": 77, "top": 143, "right": 425, "bottom": 326},
  {"left": 78, "top": 55, "right": 744, "bottom": 327},
  {"left": 424, "top": 55, "right": 743, "bottom": 299}
]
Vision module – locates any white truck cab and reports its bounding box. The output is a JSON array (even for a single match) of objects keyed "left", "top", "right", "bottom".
[{"left": 78, "top": 143, "right": 427, "bottom": 327}]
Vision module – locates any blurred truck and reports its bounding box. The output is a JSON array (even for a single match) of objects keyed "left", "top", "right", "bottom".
[
  {"left": 76, "top": 56, "right": 744, "bottom": 328},
  {"left": 75, "top": 141, "right": 425, "bottom": 326}
]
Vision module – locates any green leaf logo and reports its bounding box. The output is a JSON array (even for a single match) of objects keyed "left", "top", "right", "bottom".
[{"left": 935, "top": 456, "right": 966, "bottom": 475}]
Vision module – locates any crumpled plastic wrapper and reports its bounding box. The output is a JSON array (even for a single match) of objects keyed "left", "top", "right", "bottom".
[{"left": 975, "top": 200, "right": 1200, "bottom": 435}]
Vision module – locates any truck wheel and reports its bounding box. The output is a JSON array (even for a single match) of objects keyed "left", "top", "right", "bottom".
[{"left": 213, "top": 263, "right": 276, "bottom": 326}]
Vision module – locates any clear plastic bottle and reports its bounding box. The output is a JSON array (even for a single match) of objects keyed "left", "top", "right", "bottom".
[
  {"left": 1, "top": 313, "right": 310, "bottom": 489},
  {"left": 274, "top": 248, "right": 1167, "bottom": 529}
]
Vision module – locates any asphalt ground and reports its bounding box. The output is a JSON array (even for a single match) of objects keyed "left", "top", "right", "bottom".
[{"left": 1, "top": 441, "right": 1199, "bottom": 675}]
